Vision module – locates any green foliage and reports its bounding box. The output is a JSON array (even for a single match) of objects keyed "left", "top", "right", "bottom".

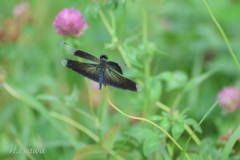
[{"left": 1, "top": 0, "right": 240, "bottom": 159}]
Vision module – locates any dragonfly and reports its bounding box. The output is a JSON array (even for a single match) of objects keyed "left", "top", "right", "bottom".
[{"left": 59, "top": 42, "right": 142, "bottom": 92}]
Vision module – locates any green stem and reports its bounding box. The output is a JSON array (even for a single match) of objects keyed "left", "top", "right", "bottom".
[
  {"left": 109, "top": 10, "right": 117, "bottom": 43},
  {"left": 106, "top": 87, "right": 190, "bottom": 160},
  {"left": 50, "top": 112, "right": 99, "bottom": 142},
  {"left": 98, "top": 9, "right": 115, "bottom": 39},
  {"left": 142, "top": 3, "right": 148, "bottom": 45},
  {"left": 172, "top": 92, "right": 183, "bottom": 109},
  {"left": 117, "top": 45, "right": 132, "bottom": 67},
  {"left": 98, "top": 9, "right": 131, "bottom": 67},
  {"left": 184, "top": 124, "right": 201, "bottom": 145},
  {"left": 77, "top": 57, "right": 96, "bottom": 120},
  {"left": 201, "top": 0, "right": 240, "bottom": 69},
  {"left": 98, "top": 86, "right": 108, "bottom": 139}
]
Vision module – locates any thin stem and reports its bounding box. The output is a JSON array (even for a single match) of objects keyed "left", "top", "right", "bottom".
[
  {"left": 98, "top": 9, "right": 115, "bottom": 38},
  {"left": 109, "top": 10, "right": 117, "bottom": 43},
  {"left": 172, "top": 92, "right": 184, "bottom": 109},
  {"left": 84, "top": 78, "right": 95, "bottom": 117},
  {"left": 98, "top": 86, "right": 108, "bottom": 139},
  {"left": 184, "top": 124, "right": 201, "bottom": 145},
  {"left": 106, "top": 87, "right": 190, "bottom": 160},
  {"left": 117, "top": 45, "right": 132, "bottom": 67},
  {"left": 142, "top": 3, "right": 148, "bottom": 45},
  {"left": 6, "top": 123, "right": 36, "bottom": 160},
  {"left": 98, "top": 9, "right": 131, "bottom": 67},
  {"left": 155, "top": 101, "right": 171, "bottom": 112},
  {"left": 201, "top": 0, "right": 240, "bottom": 69},
  {"left": 50, "top": 112, "right": 99, "bottom": 142}
]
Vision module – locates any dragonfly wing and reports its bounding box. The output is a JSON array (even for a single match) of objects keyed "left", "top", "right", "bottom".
[
  {"left": 103, "top": 68, "right": 141, "bottom": 92},
  {"left": 59, "top": 42, "right": 100, "bottom": 63},
  {"left": 61, "top": 59, "right": 100, "bottom": 83},
  {"left": 106, "top": 61, "right": 123, "bottom": 75}
]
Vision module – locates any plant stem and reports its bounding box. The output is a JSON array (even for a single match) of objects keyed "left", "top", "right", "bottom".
[
  {"left": 172, "top": 92, "right": 183, "bottom": 109},
  {"left": 98, "top": 9, "right": 131, "bottom": 67},
  {"left": 184, "top": 124, "right": 201, "bottom": 145},
  {"left": 201, "top": 0, "right": 240, "bottom": 69},
  {"left": 98, "top": 86, "right": 108, "bottom": 139},
  {"left": 106, "top": 88, "right": 190, "bottom": 160},
  {"left": 142, "top": 3, "right": 148, "bottom": 45}
]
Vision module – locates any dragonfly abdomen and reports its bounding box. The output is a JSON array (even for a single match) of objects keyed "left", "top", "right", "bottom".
[{"left": 99, "top": 69, "right": 104, "bottom": 90}]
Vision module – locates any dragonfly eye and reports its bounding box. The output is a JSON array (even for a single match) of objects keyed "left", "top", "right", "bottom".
[{"left": 100, "top": 54, "right": 108, "bottom": 60}]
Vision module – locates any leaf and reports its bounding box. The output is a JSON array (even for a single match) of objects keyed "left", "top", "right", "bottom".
[
  {"left": 126, "top": 128, "right": 155, "bottom": 142},
  {"left": 50, "top": 112, "right": 99, "bottom": 143},
  {"left": 85, "top": 3, "right": 101, "bottom": 19},
  {"left": 2, "top": 82, "right": 79, "bottom": 148},
  {"left": 146, "top": 77, "right": 162, "bottom": 102},
  {"left": 123, "top": 34, "right": 141, "bottom": 44},
  {"left": 73, "top": 145, "right": 107, "bottom": 160},
  {"left": 143, "top": 134, "right": 159, "bottom": 156},
  {"left": 124, "top": 45, "right": 143, "bottom": 68},
  {"left": 35, "top": 94, "right": 60, "bottom": 102},
  {"left": 124, "top": 67, "right": 144, "bottom": 78},
  {"left": 220, "top": 125, "right": 240, "bottom": 160},
  {"left": 184, "top": 118, "right": 202, "bottom": 133},
  {"left": 160, "top": 119, "right": 170, "bottom": 131},
  {"left": 166, "top": 71, "right": 188, "bottom": 91},
  {"left": 183, "top": 69, "right": 216, "bottom": 93},
  {"left": 101, "top": 124, "right": 119, "bottom": 151},
  {"left": 180, "top": 99, "right": 220, "bottom": 160},
  {"left": 64, "top": 85, "right": 80, "bottom": 107},
  {"left": 171, "top": 122, "right": 184, "bottom": 140},
  {"left": 146, "top": 115, "right": 163, "bottom": 122},
  {"left": 155, "top": 71, "right": 175, "bottom": 81}
]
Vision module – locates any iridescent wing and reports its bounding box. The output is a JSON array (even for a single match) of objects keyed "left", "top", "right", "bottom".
[
  {"left": 106, "top": 61, "right": 123, "bottom": 75},
  {"left": 61, "top": 59, "right": 100, "bottom": 83},
  {"left": 59, "top": 42, "right": 100, "bottom": 63},
  {"left": 103, "top": 68, "right": 141, "bottom": 92}
]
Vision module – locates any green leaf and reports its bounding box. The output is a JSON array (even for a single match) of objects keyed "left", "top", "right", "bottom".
[
  {"left": 155, "top": 71, "right": 175, "bottom": 81},
  {"left": 50, "top": 112, "right": 99, "bottom": 143},
  {"left": 143, "top": 134, "right": 159, "bottom": 156},
  {"left": 180, "top": 99, "right": 220, "bottom": 160},
  {"left": 126, "top": 128, "right": 154, "bottom": 142},
  {"left": 73, "top": 145, "right": 107, "bottom": 160},
  {"left": 35, "top": 94, "right": 60, "bottom": 102},
  {"left": 64, "top": 85, "right": 80, "bottom": 107},
  {"left": 85, "top": 3, "right": 101, "bottom": 19},
  {"left": 183, "top": 69, "right": 216, "bottom": 93},
  {"left": 166, "top": 71, "right": 188, "bottom": 91},
  {"left": 160, "top": 119, "right": 170, "bottom": 131},
  {"left": 124, "top": 45, "right": 143, "bottom": 68},
  {"left": 101, "top": 124, "right": 119, "bottom": 151},
  {"left": 172, "top": 122, "right": 184, "bottom": 140},
  {"left": 146, "top": 115, "right": 164, "bottom": 122},
  {"left": 146, "top": 77, "right": 162, "bottom": 102},
  {"left": 184, "top": 118, "right": 202, "bottom": 133},
  {"left": 123, "top": 34, "right": 141, "bottom": 44},
  {"left": 2, "top": 82, "right": 79, "bottom": 148},
  {"left": 220, "top": 125, "right": 240, "bottom": 160},
  {"left": 124, "top": 67, "right": 144, "bottom": 78}
]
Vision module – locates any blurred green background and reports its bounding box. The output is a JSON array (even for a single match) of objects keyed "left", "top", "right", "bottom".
[{"left": 1, "top": 0, "right": 240, "bottom": 159}]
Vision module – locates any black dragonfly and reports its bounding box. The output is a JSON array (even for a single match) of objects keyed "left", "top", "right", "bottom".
[{"left": 59, "top": 42, "right": 142, "bottom": 92}]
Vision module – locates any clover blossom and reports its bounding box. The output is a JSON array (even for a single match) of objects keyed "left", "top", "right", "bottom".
[
  {"left": 217, "top": 86, "right": 240, "bottom": 112},
  {"left": 53, "top": 8, "right": 88, "bottom": 37}
]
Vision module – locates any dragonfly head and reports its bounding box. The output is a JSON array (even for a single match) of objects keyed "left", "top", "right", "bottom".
[{"left": 100, "top": 54, "right": 108, "bottom": 61}]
